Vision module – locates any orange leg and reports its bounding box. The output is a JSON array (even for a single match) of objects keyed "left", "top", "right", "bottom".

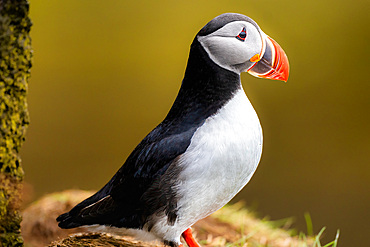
[{"left": 181, "top": 228, "right": 201, "bottom": 247}]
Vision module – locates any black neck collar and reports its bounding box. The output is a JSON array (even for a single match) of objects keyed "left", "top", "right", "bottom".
[{"left": 164, "top": 38, "right": 241, "bottom": 124}]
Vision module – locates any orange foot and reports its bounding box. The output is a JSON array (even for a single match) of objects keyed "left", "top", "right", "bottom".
[{"left": 181, "top": 228, "right": 201, "bottom": 247}]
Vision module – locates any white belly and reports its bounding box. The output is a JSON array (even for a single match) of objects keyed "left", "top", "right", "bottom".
[{"left": 149, "top": 87, "right": 263, "bottom": 241}]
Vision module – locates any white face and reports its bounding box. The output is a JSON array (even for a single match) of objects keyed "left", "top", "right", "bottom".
[{"left": 197, "top": 21, "right": 266, "bottom": 74}]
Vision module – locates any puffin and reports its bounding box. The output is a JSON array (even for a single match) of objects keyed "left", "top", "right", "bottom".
[{"left": 57, "top": 13, "right": 289, "bottom": 247}]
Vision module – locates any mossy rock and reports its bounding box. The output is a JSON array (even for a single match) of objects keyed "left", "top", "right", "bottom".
[{"left": 0, "top": 0, "right": 32, "bottom": 245}]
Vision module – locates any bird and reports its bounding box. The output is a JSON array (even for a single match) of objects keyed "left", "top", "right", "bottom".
[{"left": 57, "top": 13, "right": 289, "bottom": 247}]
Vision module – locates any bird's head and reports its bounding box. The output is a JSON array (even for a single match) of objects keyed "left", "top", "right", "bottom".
[{"left": 197, "top": 13, "right": 289, "bottom": 82}]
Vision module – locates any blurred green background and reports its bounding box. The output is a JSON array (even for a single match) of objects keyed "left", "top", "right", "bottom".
[{"left": 23, "top": 0, "right": 369, "bottom": 246}]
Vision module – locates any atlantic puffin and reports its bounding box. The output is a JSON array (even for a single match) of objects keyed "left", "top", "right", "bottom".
[{"left": 57, "top": 13, "right": 289, "bottom": 247}]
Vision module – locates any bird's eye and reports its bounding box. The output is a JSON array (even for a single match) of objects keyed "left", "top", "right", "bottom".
[{"left": 236, "top": 27, "right": 247, "bottom": 41}]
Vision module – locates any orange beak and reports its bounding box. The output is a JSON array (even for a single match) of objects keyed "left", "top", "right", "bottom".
[{"left": 248, "top": 36, "right": 289, "bottom": 82}]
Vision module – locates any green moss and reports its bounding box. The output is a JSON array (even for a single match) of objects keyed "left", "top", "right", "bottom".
[
  {"left": 0, "top": 233, "right": 23, "bottom": 247},
  {"left": 0, "top": 0, "right": 32, "bottom": 246},
  {"left": 0, "top": 175, "right": 24, "bottom": 247}
]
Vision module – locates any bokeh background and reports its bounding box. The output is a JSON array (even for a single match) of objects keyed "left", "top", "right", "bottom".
[{"left": 23, "top": 0, "right": 369, "bottom": 246}]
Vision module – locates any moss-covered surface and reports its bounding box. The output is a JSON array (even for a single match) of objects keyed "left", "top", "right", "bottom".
[{"left": 0, "top": 0, "right": 32, "bottom": 246}]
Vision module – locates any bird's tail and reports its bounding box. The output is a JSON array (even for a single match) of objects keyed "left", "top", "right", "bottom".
[
  {"left": 56, "top": 176, "right": 117, "bottom": 229},
  {"left": 56, "top": 212, "right": 84, "bottom": 229}
]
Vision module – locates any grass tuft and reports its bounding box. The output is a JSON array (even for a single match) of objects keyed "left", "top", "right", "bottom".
[{"left": 202, "top": 202, "right": 340, "bottom": 247}]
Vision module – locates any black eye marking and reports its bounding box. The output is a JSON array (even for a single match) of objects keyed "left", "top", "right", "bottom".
[{"left": 236, "top": 27, "right": 247, "bottom": 41}]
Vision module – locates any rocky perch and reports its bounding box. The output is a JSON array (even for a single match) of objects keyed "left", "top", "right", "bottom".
[{"left": 21, "top": 190, "right": 314, "bottom": 247}]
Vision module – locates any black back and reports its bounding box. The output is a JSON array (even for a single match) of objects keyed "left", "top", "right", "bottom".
[{"left": 57, "top": 36, "right": 241, "bottom": 229}]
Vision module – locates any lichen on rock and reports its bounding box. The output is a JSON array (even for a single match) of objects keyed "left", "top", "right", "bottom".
[{"left": 0, "top": 0, "right": 32, "bottom": 246}]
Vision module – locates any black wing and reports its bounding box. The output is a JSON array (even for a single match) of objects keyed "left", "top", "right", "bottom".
[{"left": 57, "top": 118, "right": 201, "bottom": 229}]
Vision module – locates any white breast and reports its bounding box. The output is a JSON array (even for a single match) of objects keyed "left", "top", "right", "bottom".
[{"left": 148, "top": 87, "right": 263, "bottom": 242}]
